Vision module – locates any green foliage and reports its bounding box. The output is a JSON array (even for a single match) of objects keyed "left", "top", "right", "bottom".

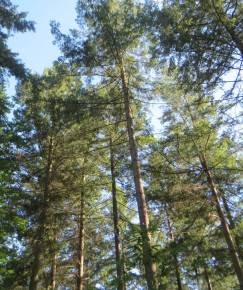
[
  {"left": 0, "top": 0, "right": 34, "bottom": 79},
  {"left": 147, "top": 0, "right": 242, "bottom": 92},
  {"left": 1, "top": 0, "right": 242, "bottom": 289}
]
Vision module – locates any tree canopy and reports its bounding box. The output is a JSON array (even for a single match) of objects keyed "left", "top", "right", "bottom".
[{"left": 0, "top": 0, "right": 242, "bottom": 289}]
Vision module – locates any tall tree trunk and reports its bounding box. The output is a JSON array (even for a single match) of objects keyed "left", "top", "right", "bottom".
[
  {"left": 29, "top": 137, "right": 54, "bottom": 290},
  {"left": 165, "top": 208, "right": 182, "bottom": 290},
  {"left": 199, "top": 154, "right": 243, "bottom": 289},
  {"left": 204, "top": 265, "right": 213, "bottom": 290},
  {"left": 50, "top": 233, "right": 57, "bottom": 290},
  {"left": 222, "top": 193, "right": 235, "bottom": 229},
  {"left": 119, "top": 59, "right": 157, "bottom": 289},
  {"left": 29, "top": 242, "right": 42, "bottom": 290},
  {"left": 77, "top": 175, "right": 85, "bottom": 290},
  {"left": 50, "top": 253, "right": 57, "bottom": 290},
  {"left": 221, "top": 193, "right": 242, "bottom": 259},
  {"left": 194, "top": 267, "right": 200, "bottom": 290},
  {"left": 109, "top": 137, "right": 126, "bottom": 290}
]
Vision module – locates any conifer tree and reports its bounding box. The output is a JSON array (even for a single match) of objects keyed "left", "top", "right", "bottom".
[
  {"left": 146, "top": 0, "right": 242, "bottom": 93},
  {"left": 51, "top": 1, "right": 158, "bottom": 288},
  {"left": 148, "top": 76, "right": 243, "bottom": 289},
  {"left": 0, "top": 0, "right": 34, "bottom": 79}
]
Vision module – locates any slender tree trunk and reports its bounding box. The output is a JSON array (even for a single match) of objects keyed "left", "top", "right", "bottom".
[
  {"left": 165, "top": 208, "right": 182, "bottom": 290},
  {"left": 175, "top": 263, "right": 182, "bottom": 290},
  {"left": 109, "top": 137, "right": 126, "bottom": 290},
  {"left": 50, "top": 253, "right": 57, "bottom": 290},
  {"left": 204, "top": 266, "right": 213, "bottom": 290},
  {"left": 29, "top": 242, "right": 42, "bottom": 290},
  {"left": 194, "top": 267, "right": 200, "bottom": 290},
  {"left": 222, "top": 194, "right": 234, "bottom": 228},
  {"left": 50, "top": 234, "right": 57, "bottom": 290},
  {"left": 119, "top": 59, "right": 157, "bottom": 289},
  {"left": 121, "top": 237, "right": 127, "bottom": 290},
  {"left": 199, "top": 154, "right": 243, "bottom": 289},
  {"left": 77, "top": 175, "right": 85, "bottom": 290},
  {"left": 29, "top": 137, "right": 54, "bottom": 290},
  {"left": 221, "top": 193, "right": 242, "bottom": 259}
]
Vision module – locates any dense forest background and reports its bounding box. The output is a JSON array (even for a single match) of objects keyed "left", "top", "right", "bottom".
[{"left": 0, "top": 0, "right": 242, "bottom": 289}]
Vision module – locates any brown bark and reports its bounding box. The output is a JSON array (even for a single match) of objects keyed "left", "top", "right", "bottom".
[
  {"left": 222, "top": 193, "right": 235, "bottom": 229},
  {"left": 29, "top": 137, "right": 54, "bottom": 290},
  {"left": 204, "top": 266, "right": 213, "bottom": 290},
  {"left": 199, "top": 154, "right": 243, "bottom": 289},
  {"left": 194, "top": 267, "right": 200, "bottom": 289},
  {"left": 29, "top": 244, "right": 42, "bottom": 290},
  {"left": 221, "top": 193, "right": 242, "bottom": 259},
  {"left": 50, "top": 236, "right": 57, "bottom": 290},
  {"left": 77, "top": 175, "right": 85, "bottom": 290},
  {"left": 110, "top": 137, "right": 126, "bottom": 290},
  {"left": 119, "top": 59, "right": 157, "bottom": 289},
  {"left": 184, "top": 97, "right": 243, "bottom": 288},
  {"left": 165, "top": 208, "right": 182, "bottom": 290}
]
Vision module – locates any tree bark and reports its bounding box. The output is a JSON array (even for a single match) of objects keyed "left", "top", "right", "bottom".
[
  {"left": 204, "top": 265, "right": 213, "bottom": 290},
  {"left": 165, "top": 208, "right": 182, "bottom": 290},
  {"left": 50, "top": 235, "right": 57, "bottom": 290},
  {"left": 119, "top": 59, "right": 157, "bottom": 289},
  {"left": 29, "top": 137, "right": 54, "bottom": 290},
  {"left": 109, "top": 137, "right": 126, "bottom": 290},
  {"left": 199, "top": 154, "right": 243, "bottom": 289},
  {"left": 29, "top": 243, "right": 42, "bottom": 290},
  {"left": 221, "top": 193, "right": 242, "bottom": 259},
  {"left": 194, "top": 267, "right": 200, "bottom": 290},
  {"left": 77, "top": 175, "right": 85, "bottom": 290}
]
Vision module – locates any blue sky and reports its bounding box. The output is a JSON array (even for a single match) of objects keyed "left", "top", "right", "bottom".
[
  {"left": 7, "top": 0, "right": 77, "bottom": 96},
  {"left": 6, "top": 0, "right": 162, "bottom": 130},
  {"left": 9, "top": 0, "right": 77, "bottom": 73}
]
